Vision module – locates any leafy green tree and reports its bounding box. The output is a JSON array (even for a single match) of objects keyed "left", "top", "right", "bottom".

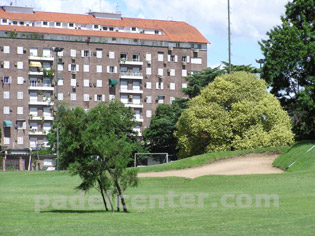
[
  {"left": 175, "top": 72, "right": 294, "bottom": 158},
  {"left": 48, "top": 100, "right": 141, "bottom": 212},
  {"left": 143, "top": 98, "right": 187, "bottom": 157},
  {"left": 183, "top": 63, "right": 259, "bottom": 99},
  {"left": 259, "top": 0, "right": 315, "bottom": 139}
]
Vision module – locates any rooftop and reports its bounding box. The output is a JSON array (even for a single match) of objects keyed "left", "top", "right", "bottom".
[{"left": 0, "top": 6, "right": 209, "bottom": 44}]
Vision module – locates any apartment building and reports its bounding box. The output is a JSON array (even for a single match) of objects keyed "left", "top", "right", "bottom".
[{"left": 0, "top": 5, "right": 209, "bottom": 150}]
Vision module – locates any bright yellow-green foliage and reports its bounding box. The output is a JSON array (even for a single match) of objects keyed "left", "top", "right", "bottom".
[{"left": 175, "top": 72, "right": 294, "bottom": 158}]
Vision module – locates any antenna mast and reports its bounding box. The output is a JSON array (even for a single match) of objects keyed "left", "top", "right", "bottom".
[{"left": 228, "top": 0, "right": 232, "bottom": 74}]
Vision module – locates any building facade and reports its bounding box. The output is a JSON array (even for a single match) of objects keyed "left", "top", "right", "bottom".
[{"left": 0, "top": 5, "right": 209, "bottom": 150}]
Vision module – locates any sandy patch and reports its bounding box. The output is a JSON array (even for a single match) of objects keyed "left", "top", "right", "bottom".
[{"left": 138, "top": 153, "right": 283, "bottom": 179}]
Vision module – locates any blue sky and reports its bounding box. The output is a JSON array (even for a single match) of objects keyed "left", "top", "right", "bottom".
[{"left": 1, "top": 0, "right": 289, "bottom": 68}]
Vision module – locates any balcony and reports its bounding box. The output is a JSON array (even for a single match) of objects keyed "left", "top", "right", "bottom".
[
  {"left": 120, "top": 72, "right": 143, "bottom": 80},
  {"left": 124, "top": 102, "right": 144, "bottom": 108},
  {"left": 119, "top": 59, "right": 143, "bottom": 66},
  {"left": 28, "top": 71, "right": 44, "bottom": 76},
  {"left": 28, "top": 56, "right": 54, "bottom": 61},
  {"left": 28, "top": 85, "right": 54, "bottom": 91},
  {"left": 133, "top": 128, "right": 142, "bottom": 136},
  {"left": 134, "top": 116, "right": 144, "bottom": 123},
  {"left": 28, "top": 100, "right": 54, "bottom": 106},
  {"left": 29, "top": 116, "right": 54, "bottom": 121},
  {"left": 28, "top": 130, "right": 48, "bottom": 136},
  {"left": 119, "top": 88, "right": 143, "bottom": 94}
]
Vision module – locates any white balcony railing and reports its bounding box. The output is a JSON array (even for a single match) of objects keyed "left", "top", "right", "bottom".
[
  {"left": 120, "top": 72, "right": 143, "bottom": 79},
  {"left": 28, "top": 56, "right": 54, "bottom": 61},
  {"left": 119, "top": 88, "right": 143, "bottom": 94},
  {"left": 119, "top": 59, "right": 143, "bottom": 66},
  {"left": 123, "top": 102, "right": 144, "bottom": 108}
]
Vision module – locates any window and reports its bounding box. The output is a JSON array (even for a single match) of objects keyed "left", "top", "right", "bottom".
[
  {"left": 96, "top": 80, "right": 102, "bottom": 88},
  {"left": 69, "top": 23, "right": 74, "bottom": 28},
  {"left": 109, "top": 27, "right": 114, "bottom": 31},
  {"left": 15, "top": 109, "right": 23, "bottom": 119},
  {"left": 83, "top": 94, "right": 90, "bottom": 102},
  {"left": 17, "top": 91, "right": 23, "bottom": 99},
  {"left": 95, "top": 94, "right": 103, "bottom": 102},
  {"left": 3, "top": 91, "right": 9, "bottom": 99},
  {"left": 158, "top": 96, "right": 165, "bottom": 104},
  {"left": 168, "top": 55, "right": 178, "bottom": 62},
  {"left": 146, "top": 110, "right": 152, "bottom": 118},
  {"left": 17, "top": 121, "right": 26, "bottom": 129},
  {"left": 17, "top": 137, "right": 24, "bottom": 145},
  {"left": 158, "top": 52, "right": 164, "bottom": 62},
  {"left": 169, "top": 69, "right": 175, "bottom": 76},
  {"left": 182, "top": 70, "right": 188, "bottom": 77},
  {"left": 43, "top": 48, "right": 51, "bottom": 57},
  {"left": 17, "top": 61, "right": 23, "bottom": 69},
  {"left": 83, "top": 65, "right": 89, "bottom": 72},
  {"left": 3, "top": 106, "right": 10, "bottom": 114},
  {"left": 131, "top": 27, "right": 136, "bottom": 31},
  {"left": 120, "top": 53, "right": 127, "bottom": 60},
  {"left": 30, "top": 107, "right": 38, "bottom": 116},
  {"left": 193, "top": 51, "right": 198, "bottom": 58},
  {"left": 70, "top": 79, "right": 77, "bottom": 87},
  {"left": 146, "top": 53, "right": 151, "bottom": 62},
  {"left": 96, "top": 50, "right": 102, "bottom": 58},
  {"left": 107, "top": 66, "right": 117, "bottom": 73},
  {"left": 29, "top": 138, "right": 37, "bottom": 148},
  {"left": 58, "top": 77, "right": 64, "bottom": 86},
  {"left": 17, "top": 77, "right": 24, "bottom": 84},
  {"left": 3, "top": 46, "right": 10, "bottom": 53},
  {"left": 19, "top": 21, "right": 24, "bottom": 26},
  {"left": 133, "top": 54, "right": 140, "bottom": 62},
  {"left": 70, "top": 49, "right": 76, "bottom": 57},
  {"left": 146, "top": 96, "right": 152, "bottom": 104},
  {"left": 158, "top": 68, "right": 164, "bottom": 76},
  {"left": 84, "top": 80, "right": 90, "bottom": 87},
  {"left": 170, "top": 83, "right": 176, "bottom": 90},
  {"left": 58, "top": 63, "right": 64, "bottom": 71},
  {"left": 109, "top": 51, "right": 115, "bottom": 59},
  {"left": 3, "top": 61, "right": 10, "bottom": 69},
  {"left": 182, "top": 56, "right": 190, "bottom": 62},
  {"left": 156, "top": 82, "right": 164, "bottom": 90},
  {"left": 43, "top": 21, "right": 48, "bottom": 26},
  {"left": 30, "top": 122, "right": 37, "bottom": 131},
  {"left": 94, "top": 24, "right": 99, "bottom": 29},
  {"left": 154, "top": 30, "right": 159, "bottom": 35},
  {"left": 170, "top": 97, "right": 175, "bottom": 104},
  {"left": 12, "top": 21, "right": 17, "bottom": 25},
  {"left": 4, "top": 137, "right": 10, "bottom": 145},
  {"left": 55, "top": 22, "right": 61, "bottom": 27},
  {"left": 146, "top": 82, "right": 152, "bottom": 89},
  {"left": 103, "top": 26, "right": 108, "bottom": 30},
  {"left": 182, "top": 83, "right": 188, "bottom": 89},
  {"left": 58, "top": 93, "right": 63, "bottom": 101},
  {"left": 70, "top": 93, "right": 76, "bottom": 101},
  {"left": 3, "top": 76, "right": 12, "bottom": 84},
  {"left": 17, "top": 47, "right": 23, "bottom": 55},
  {"left": 146, "top": 68, "right": 152, "bottom": 75},
  {"left": 57, "top": 50, "right": 63, "bottom": 57},
  {"left": 82, "top": 50, "right": 91, "bottom": 57},
  {"left": 30, "top": 48, "right": 38, "bottom": 56},
  {"left": 96, "top": 65, "right": 102, "bottom": 73},
  {"left": 2, "top": 19, "right": 8, "bottom": 24}
]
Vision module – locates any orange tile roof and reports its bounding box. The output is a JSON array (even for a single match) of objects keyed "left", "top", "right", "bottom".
[{"left": 0, "top": 8, "right": 210, "bottom": 44}]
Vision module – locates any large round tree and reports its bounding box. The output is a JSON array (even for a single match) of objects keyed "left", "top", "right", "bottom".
[{"left": 175, "top": 72, "right": 294, "bottom": 158}]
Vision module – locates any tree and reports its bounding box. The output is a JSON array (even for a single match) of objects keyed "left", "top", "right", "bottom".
[
  {"left": 175, "top": 72, "right": 294, "bottom": 158},
  {"left": 143, "top": 98, "right": 187, "bottom": 157},
  {"left": 182, "top": 63, "right": 260, "bottom": 98},
  {"left": 259, "top": 0, "right": 315, "bottom": 139},
  {"left": 47, "top": 100, "right": 141, "bottom": 212}
]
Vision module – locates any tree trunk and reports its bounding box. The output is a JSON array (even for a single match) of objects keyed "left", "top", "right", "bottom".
[
  {"left": 114, "top": 180, "right": 128, "bottom": 212},
  {"left": 97, "top": 179, "right": 109, "bottom": 211},
  {"left": 105, "top": 190, "right": 114, "bottom": 212}
]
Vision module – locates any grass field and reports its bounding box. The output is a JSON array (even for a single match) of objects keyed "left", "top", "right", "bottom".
[{"left": 1, "top": 143, "right": 315, "bottom": 236}]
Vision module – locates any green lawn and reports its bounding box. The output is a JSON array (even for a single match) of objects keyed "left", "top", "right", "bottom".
[{"left": 1, "top": 143, "right": 315, "bottom": 235}]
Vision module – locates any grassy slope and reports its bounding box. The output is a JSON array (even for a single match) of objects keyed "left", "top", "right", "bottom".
[
  {"left": 273, "top": 140, "right": 315, "bottom": 172},
  {"left": 137, "top": 146, "right": 289, "bottom": 173}
]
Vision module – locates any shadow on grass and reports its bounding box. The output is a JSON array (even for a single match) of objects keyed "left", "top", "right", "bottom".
[{"left": 41, "top": 209, "right": 125, "bottom": 214}]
